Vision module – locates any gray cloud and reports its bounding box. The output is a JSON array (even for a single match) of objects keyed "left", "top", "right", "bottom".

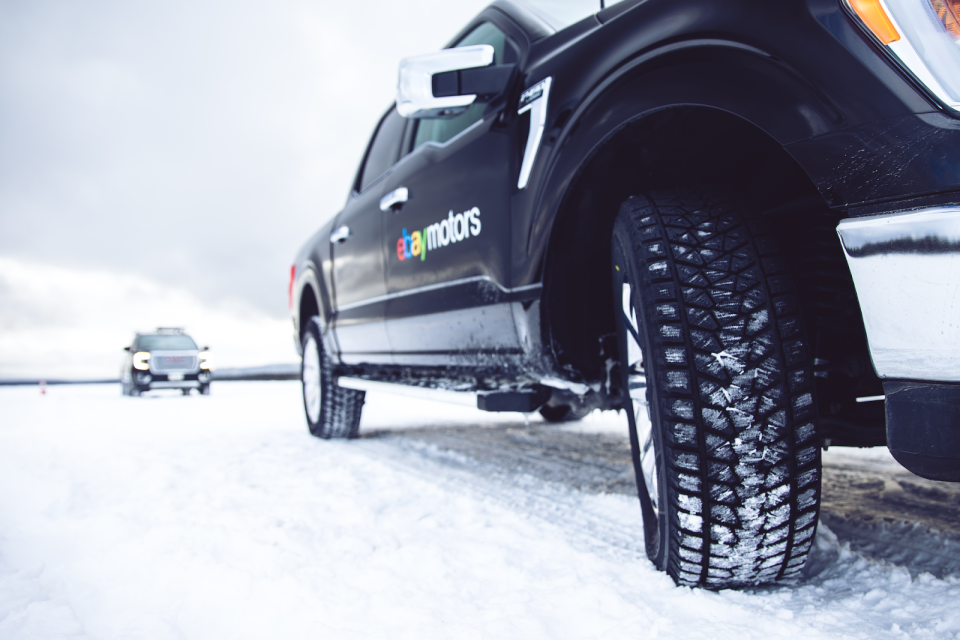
[{"left": 0, "top": 0, "right": 491, "bottom": 320}]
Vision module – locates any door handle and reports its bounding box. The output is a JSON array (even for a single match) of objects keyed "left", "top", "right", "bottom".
[
  {"left": 379, "top": 187, "right": 409, "bottom": 212},
  {"left": 329, "top": 226, "right": 351, "bottom": 244}
]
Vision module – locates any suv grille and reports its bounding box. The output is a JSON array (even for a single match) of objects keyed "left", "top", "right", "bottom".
[{"left": 152, "top": 355, "right": 198, "bottom": 372}]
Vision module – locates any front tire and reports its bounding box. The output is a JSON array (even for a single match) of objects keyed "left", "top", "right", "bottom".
[
  {"left": 612, "top": 190, "right": 821, "bottom": 588},
  {"left": 301, "top": 317, "right": 365, "bottom": 439}
]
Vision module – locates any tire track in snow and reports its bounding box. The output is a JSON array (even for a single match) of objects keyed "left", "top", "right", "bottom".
[
  {"left": 358, "top": 424, "right": 960, "bottom": 639},
  {"left": 362, "top": 421, "right": 960, "bottom": 582},
  {"left": 363, "top": 435, "right": 649, "bottom": 565}
]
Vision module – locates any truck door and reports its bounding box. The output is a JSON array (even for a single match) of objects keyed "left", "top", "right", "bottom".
[
  {"left": 331, "top": 107, "right": 407, "bottom": 364},
  {"left": 379, "top": 22, "right": 522, "bottom": 366}
]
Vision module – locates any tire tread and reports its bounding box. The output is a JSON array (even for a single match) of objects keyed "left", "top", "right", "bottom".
[
  {"left": 616, "top": 189, "right": 820, "bottom": 588},
  {"left": 303, "top": 317, "right": 365, "bottom": 439}
]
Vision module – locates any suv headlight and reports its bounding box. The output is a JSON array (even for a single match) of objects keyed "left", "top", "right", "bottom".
[
  {"left": 199, "top": 351, "right": 212, "bottom": 370},
  {"left": 133, "top": 351, "right": 150, "bottom": 370},
  {"left": 846, "top": 0, "right": 960, "bottom": 112}
]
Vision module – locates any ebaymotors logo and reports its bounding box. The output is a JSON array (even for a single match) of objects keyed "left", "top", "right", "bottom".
[{"left": 396, "top": 207, "right": 481, "bottom": 262}]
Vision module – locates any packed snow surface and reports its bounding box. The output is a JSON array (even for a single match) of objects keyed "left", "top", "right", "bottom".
[{"left": 1, "top": 382, "right": 959, "bottom": 639}]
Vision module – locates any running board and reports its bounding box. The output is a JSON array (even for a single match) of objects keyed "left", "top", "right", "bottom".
[{"left": 337, "top": 377, "right": 549, "bottom": 412}]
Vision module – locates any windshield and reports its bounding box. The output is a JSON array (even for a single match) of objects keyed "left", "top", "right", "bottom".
[{"left": 136, "top": 334, "right": 198, "bottom": 351}]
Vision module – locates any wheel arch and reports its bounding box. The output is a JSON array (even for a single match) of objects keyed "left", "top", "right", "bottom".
[
  {"left": 295, "top": 264, "right": 324, "bottom": 345},
  {"left": 536, "top": 102, "right": 832, "bottom": 384},
  {"left": 526, "top": 38, "right": 847, "bottom": 241},
  {"left": 525, "top": 41, "right": 856, "bottom": 383}
]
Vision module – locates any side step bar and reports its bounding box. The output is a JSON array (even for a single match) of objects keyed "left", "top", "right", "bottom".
[{"left": 337, "top": 377, "right": 549, "bottom": 412}]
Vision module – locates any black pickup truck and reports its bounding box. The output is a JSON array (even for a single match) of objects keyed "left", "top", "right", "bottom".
[{"left": 291, "top": 0, "right": 960, "bottom": 588}]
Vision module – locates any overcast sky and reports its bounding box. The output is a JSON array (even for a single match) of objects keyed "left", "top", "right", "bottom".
[{"left": 0, "top": 0, "right": 498, "bottom": 378}]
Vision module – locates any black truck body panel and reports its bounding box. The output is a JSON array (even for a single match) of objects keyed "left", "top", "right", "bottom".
[{"left": 292, "top": 0, "right": 960, "bottom": 478}]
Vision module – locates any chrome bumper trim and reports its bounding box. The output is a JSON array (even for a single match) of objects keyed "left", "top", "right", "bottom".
[
  {"left": 147, "top": 381, "right": 202, "bottom": 389},
  {"left": 837, "top": 206, "right": 960, "bottom": 381}
]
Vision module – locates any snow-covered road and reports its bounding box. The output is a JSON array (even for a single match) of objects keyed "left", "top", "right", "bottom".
[{"left": 1, "top": 382, "right": 959, "bottom": 639}]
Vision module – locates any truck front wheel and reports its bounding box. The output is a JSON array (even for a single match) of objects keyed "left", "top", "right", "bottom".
[{"left": 611, "top": 190, "right": 821, "bottom": 588}]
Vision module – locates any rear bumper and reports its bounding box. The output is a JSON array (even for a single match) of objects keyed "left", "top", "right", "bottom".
[{"left": 838, "top": 206, "right": 960, "bottom": 481}]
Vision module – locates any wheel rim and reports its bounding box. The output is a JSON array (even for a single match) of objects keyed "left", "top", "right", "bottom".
[
  {"left": 302, "top": 334, "right": 322, "bottom": 424},
  {"left": 621, "top": 279, "right": 659, "bottom": 516}
]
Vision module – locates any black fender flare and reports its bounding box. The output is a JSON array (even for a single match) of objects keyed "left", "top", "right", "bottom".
[
  {"left": 293, "top": 259, "right": 340, "bottom": 357},
  {"left": 524, "top": 38, "right": 850, "bottom": 379},
  {"left": 294, "top": 263, "right": 324, "bottom": 325},
  {"left": 527, "top": 38, "right": 845, "bottom": 264}
]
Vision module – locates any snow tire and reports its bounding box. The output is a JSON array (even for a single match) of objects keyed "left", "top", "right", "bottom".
[
  {"left": 301, "top": 316, "right": 365, "bottom": 439},
  {"left": 612, "top": 190, "right": 821, "bottom": 588}
]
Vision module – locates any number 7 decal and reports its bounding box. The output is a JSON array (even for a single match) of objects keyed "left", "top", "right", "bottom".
[{"left": 517, "top": 76, "right": 552, "bottom": 190}]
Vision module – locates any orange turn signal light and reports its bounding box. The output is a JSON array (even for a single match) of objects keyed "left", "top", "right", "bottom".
[
  {"left": 847, "top": 0, "right": 901, "bottom": 44},
  {"left": 930, "top": 0, "right": 960, "bottom": 41}
]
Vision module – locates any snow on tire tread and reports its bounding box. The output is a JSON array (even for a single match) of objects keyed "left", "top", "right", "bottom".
[{"left": 620, "top": 190, "right": 821, "bottom": 587}]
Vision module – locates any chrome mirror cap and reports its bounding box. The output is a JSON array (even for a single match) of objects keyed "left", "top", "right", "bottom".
[{"left": 396, "top": 44, "right": 494, "bottom": 119}]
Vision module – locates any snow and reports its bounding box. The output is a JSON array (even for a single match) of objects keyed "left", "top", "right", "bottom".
[{"left": 1, "top": 381, "right": 959, "bottom": 639}]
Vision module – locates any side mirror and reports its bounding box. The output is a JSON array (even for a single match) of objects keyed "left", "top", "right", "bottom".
[
  {"left": 123, "top": 346, "right": 130, "bottom": 351},
  {"left": 397, "top": 45, "right": 514, "bottom": 119},
  {"left": 203, "top": 346, "right": 210, "bottom": 351}
]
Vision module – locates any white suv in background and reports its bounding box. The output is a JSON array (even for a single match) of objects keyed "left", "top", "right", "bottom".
[{"left": 121, "top": 328, "right": 212, "bottom": 396}]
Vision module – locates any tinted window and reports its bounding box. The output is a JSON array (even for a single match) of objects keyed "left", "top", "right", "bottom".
[
  {"left": 413, "top": 22, "right": 516, "bottom": 149},
  {"left": 358, "top": 107, "right": 407, "bottom": 192},
  {"left": 136, "top": 335, "right": 198, "bottom": 351}
]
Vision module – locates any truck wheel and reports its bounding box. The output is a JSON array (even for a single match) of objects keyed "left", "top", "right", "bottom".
[
  {"left": 301, "top": 316, "right": 365, "bottom": 439},
  {"left": 538, "top": 404, "right": 592, "bottom": 422},
  {"left": 199, "top": 384, "right": 210, "bottom": 396},
  {"left": 611, "top": 190, "right": 821, "bottom": 588}
]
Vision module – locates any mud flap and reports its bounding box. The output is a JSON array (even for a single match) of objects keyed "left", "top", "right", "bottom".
[{"left": 477, "top": 387, "right": 550, "bottom": 412}]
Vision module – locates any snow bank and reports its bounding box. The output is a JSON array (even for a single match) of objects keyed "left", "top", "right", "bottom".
[{"left": 0, "top": 382, "right": 958, "bottom": 639}]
